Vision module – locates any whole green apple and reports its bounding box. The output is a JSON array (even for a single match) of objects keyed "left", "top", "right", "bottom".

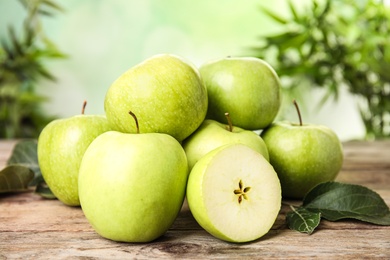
[
  {"left": 187, "top": 144, "right": 281, "bottom": 243},
  {"left": 38, "top": 102, "right": 111, "bottom": 206},
  {"left": 182, "top": 114, "right": 269, "bottom": 170},
  {"left": 104, "top": 53, "right": 208, "bottom": 142},
  {"left": 260, "top": 102, "right": 344, "bottom": 199},
  {"left": 78, "top": 116, "right": 188, "bottom": 242},
  {"left": 200, "top": 56, "right": 281, "bottom": 130}
]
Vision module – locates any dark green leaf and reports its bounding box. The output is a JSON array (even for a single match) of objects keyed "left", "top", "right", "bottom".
[
  {"left": 23, "top": 23, "right": 35, "bottom": 47},
  {"left": 7, "top": 139, "right": 41, "bottom": 186},
  {"left": 1, "top": 38, "right": 14, "bottom": 59},
  {"left": 36, "top": 65, "right": 56, "bottom": 81},
  {"left": 0, "top": 165, "right": 34, "bottom": 193},
  {"left": 286, "top": 206, "right": 321, "bottom": 234},
  {"left": 35, "top": 177, "right": 56, "bottom": 199},
  {"left": 8, "top": 26, "right": 24, "bottom": 56},
  {"left": 303, "top": 182, "right": 390, "bottom": 225}
]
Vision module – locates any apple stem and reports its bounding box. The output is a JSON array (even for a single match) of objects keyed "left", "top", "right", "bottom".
[
  {"left": 293, "top": 99, "right": 303, "bottom": 126},
  {"left": 129, "top": 111, "right": 140, "bottom": 134},
  {"left": 225, "top": 112, "right": 233, "bottom": 132},
  {"left": 81, "top": 100, "right": 87, "bottom": 115}
]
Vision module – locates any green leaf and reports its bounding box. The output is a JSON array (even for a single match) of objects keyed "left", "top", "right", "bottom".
[
  {"left": 7, "top": 139, "right": 41, "bottom": 186},
  {"left": 41, "top": 0, "right": 64, "bottom": 12},
  {"left": 303, "top": 182, "right": 390, "bottom": 225},
  {"left": 3, "top": 140, "right": 56, "bottom": 199},
  {"left": 260, "top": 6, "right": 288, "bottom": 24},
  {"left": 317, "top": 0, "right": 331, "bottom": 21},
  {"left": 35, "top": 176, "right": 56, "bottom": 199},
  {"left": 1, "top": 38, "right": 14, "bottom": 60},
  {"left": 0, "top": 165, "right": 34, "bottom": 193},
  {"left": 8, "top": 25, "right": 24, "bottom": 56},
  {"left": 265, "top": 31, "right": 303, "bottom": 46},
  {"left": 286, "top": 206, "right": 321, "bottom": 234},
  {"left": 288, "top": 0, "right": 299, "bottom": 21}
]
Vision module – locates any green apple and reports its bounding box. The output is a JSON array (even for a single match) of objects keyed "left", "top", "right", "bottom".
[
  {"left": 104, "top": 53, "right": 208, "bottom": 142},
  {"left": 260, "top": 101, "right": 344, "bottom": 199},
  {"left": 182, "top": 113, "right": 269, "bottom": 170},
  {"left": 38, "top": 102, "right": 111, "bottom": 206},
  {"left": 200, "top": 56, "right": 281, "bottom": 130},
  {"left": 187, "top": 144, "right": 281, "bottom": 243},
  {"left": 78, "top": 114, "right": 188, "bottom": 242}
]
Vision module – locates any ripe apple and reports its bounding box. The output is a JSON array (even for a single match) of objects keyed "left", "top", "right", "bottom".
[
  {"left": 186, "top": 144, "right": 281, "bottom": 243},
  {"left": 104, "top": 53, "right": 208, "bottom": 142},
  {"left": 199, "top": 56, "right": 281, "bottom": 130},
  {"left": 182, "top": 113, "right": 269, "bottom": 170},
  {"left": 78, "top": 112, "right": 188, "bottom": 242},
  {"left": 37, "top": 101, "right": 111, "bottom": 206},
  {"left": 260, "top": 100, "right": 344, "bottom": 199}
]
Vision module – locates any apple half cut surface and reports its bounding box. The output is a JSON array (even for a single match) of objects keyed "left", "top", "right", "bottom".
[{"left": 186, "top": 144, "right": 281, "bottom": 243}]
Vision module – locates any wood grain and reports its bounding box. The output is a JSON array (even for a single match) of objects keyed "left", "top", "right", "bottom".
[{"left": 1, "top": 140, "right": 390, "bottom": 259}]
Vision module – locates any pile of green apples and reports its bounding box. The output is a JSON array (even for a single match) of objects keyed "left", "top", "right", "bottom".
[{"left": 37, "top": 54, "right": 343, "bottom": 243}]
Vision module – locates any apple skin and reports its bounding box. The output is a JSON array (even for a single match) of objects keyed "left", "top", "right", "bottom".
[
  {"left": 78, "top": 131, "right": 188, "bottom": 243},
  {"left": 260, "top": 121, "right": 344, "bottom": 199},
  {"left": 186, "top": 144, "right": 281, "bottom": 243},
  {"left": 182, "top": 119, "right": 269, "bottom": 170},
  {"left": 199, "top": 57, "right": 281, "bottom": 130},
  {"left": 104, "top": 54, "right": 208, "bottom": 142},
  {"left": 37, "top": 115, "right": 111, "bottom": 206}
]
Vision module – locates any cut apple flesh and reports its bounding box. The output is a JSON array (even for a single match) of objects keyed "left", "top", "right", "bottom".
[{"left": 187, "top": 144, "right": 281, "bottom": 243}]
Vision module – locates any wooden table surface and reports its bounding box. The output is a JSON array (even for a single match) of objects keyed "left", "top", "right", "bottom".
[{"left": 1, "top": 140, "right": 389, "bottom": 259}]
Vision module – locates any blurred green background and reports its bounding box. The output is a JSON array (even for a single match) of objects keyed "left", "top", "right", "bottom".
[{"left": 1, "top": 0, "right": 389, "bottom": 141}]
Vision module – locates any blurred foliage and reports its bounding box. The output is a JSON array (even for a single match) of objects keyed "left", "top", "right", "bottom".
[
  {"left": 0, "top": 0, "right": 66, "bottom": 139},
  {"left": 252, "top": 0, "right": 390, "bottom": 139}
]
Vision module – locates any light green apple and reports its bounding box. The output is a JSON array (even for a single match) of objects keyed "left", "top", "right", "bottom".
[
  {"left": 78, "top": 128, "right": 188, "bottom": 242},
  {"left": 199, "top": 56, "right": 281, "bottom": 130},
  {"left": 37, "top": 107, "right": 111, "bottom": 206},
  {"left": 187, "top": 144, "right": 281, "bottom": 243},
  {"left": 182, "top": 116, "right": 269, "bottom": 170},
  {"left": 104, "top": 53, "right": 208, "bottom": 142},
  {"left": 260, "top": 120, "right": 344, "bottom": 199}
]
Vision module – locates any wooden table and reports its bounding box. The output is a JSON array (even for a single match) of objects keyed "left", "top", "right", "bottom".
[{"left": 1, "top": 140, "right": 389, "bottom": 259}]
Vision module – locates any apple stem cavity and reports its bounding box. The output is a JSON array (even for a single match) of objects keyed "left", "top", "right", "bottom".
[
  {"left": 225, "top": 112, "right": 234, "bottom": 132},
  {"left": 293, "top": 99, "right": 303, "bottom": 126},
  {"left": 81, "top": 100, "right": 87, "bottom": 115},
  {"left": 129, "top": 111, "right": 140, "bottom": 134}
]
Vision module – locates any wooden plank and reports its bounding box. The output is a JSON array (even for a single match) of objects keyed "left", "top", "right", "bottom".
[
  {"left": 1, "top": 140, "right": 390, "bottom": 259},
  {"left": 2, "top": 229, "right": 389, "bottom": 259}
]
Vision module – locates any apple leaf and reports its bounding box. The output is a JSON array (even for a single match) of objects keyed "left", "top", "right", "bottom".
[
  {"left": 0, "top": 165, "right": 34, "bottom": 193},
  {"left": 0, "top": 139, "right": 56, "bottom": 198},
  {"left": 6, "top": 139, "right": 41, "bottom": 186},
  {"left": 35, "top": 176, "right": 57, "bottom": 199},
  {"left": 302, "top": 182, "right": 390, "bottom": 225},
  {"left": 286, "top": 206, "right": 321, "bottom": 234},
  {"left": 286, "top": 181, "right": 390, "bottom": 234}
]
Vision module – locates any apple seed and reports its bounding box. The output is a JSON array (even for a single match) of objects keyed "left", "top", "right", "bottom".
[{"left": 234, "top": 180, "right": 251, "bottom": 204}]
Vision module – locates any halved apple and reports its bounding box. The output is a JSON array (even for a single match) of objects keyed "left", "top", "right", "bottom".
[{"left": 186, "top": 144, "right": 281, "bottom": 243}]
